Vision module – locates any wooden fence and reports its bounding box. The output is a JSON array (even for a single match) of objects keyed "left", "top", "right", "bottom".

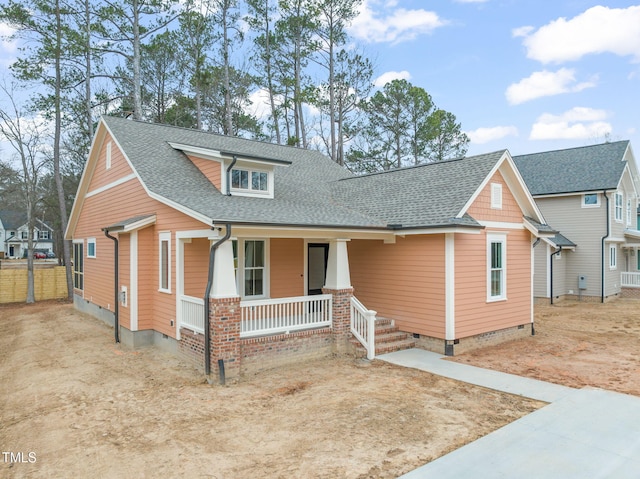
[{"left": 0, "top": 267, "right": 68, "bottom": 303}]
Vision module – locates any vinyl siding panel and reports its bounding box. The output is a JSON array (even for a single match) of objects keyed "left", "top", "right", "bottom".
[
  {"left": 118, "top": 234, "right": 131, "bottom": 330},
  {"left": 466, "top": 170, "right": 523, "bottom": 223},
  {"left": 270, "top": 238, "right": 304, "bottom": 298},
  {"left": 533, "top": 243, "right": 549, "bottom": 297},
  {"left": 536, "top": 195, "right": 606, "bottom": 297},
  {"left": 87, "top": 139, "right": 135, "bottom": 192},
  {"left": 349, "top": 236, "right": 446, "bottom": 339},
  {"left": 455, "top": 228, "right": 532, "bottom": 338},
  {"left": 188, "top": 155, "right": 223, "bottom": 191},
  {"left": 183, "top": 237, "right": 210, "bottom": 298},
  {"left": 73, "top": 132, "right": 210, "bottom": 339},
  {"left": 137, "top": 227, "right": 154, "bottom": 331}
]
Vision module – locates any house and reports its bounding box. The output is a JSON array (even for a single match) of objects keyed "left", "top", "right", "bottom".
[
  {"left": 0, "top": 210, "right": 54, "bottom": 259},
  {"left": 514, "top": 141, "right": 640, "bottom": 302},
  {"left": 65, "top": 116, "right": 553, "bottom": 378}
]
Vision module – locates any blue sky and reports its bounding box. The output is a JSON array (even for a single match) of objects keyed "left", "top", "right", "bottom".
[
  {"left": 348, "top": 0, "right": 640, "bottom": 156},
  {"left": 1, "top": 1, "right": 639, "bottom": 160}
]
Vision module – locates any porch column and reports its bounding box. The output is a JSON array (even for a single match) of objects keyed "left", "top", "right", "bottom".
[
  {"left": 209, "top": 238, "right": 240, "bottom": 380},
  {"left": 323, "top": 239, "right": 353, "bottom": 354}
]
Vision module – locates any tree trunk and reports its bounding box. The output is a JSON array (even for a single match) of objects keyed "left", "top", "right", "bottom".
[
  {"left": 55, "top": 0, "right": 73, "bottom": 300},
  {"left": 132, "top": 0, "right": 143, "bottom": 120}
]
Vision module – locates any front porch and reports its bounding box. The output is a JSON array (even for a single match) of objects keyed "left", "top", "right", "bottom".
[{"left": 174, "top": 231, "right": 392, "bottom": 376}]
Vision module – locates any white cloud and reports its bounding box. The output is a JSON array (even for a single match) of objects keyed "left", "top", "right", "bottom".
[
  {"left": 520, "top": 5, "right": 640, "bottom": 64},
  {"left": 465, "top": 126, "right": 518, "bottom": 144},
  {"left": 505, "top": 68, "right": 597, "bottom": 105},
  {"left": 349, "top": 0, "right": 447, "bottom": 44},
  {"left": 454, "top": 0, "right": 489, "bottom": 3},
  {"left": 512, "top": 26, "right": 533, "bottom": 38},
  {"left": 529, "top": 107, "right": 612, "bottom": 140},
  {"left": 373, "top": 70, "right": 411, "bottom": 87}
]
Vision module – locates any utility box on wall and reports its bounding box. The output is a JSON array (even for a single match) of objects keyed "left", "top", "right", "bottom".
[{"left": 578, "top": 275, "right": 587, "bottom": 290}]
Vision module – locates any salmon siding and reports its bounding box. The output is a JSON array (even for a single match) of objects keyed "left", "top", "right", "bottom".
[{"left": 67, "top": 116, "right": 552, "bottom": 359}]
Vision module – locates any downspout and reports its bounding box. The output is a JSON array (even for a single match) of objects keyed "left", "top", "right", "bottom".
[
  {"left": 550, "top": 246, "right": 562, "bottom": 305},
  {"left": 226, "top": 156, "right": 237, "bottom": 196},
  {"left": 204, "top": 223, "right": 232, "bottom": 377},
  {"left": 103, "top": 228, "right": 120, "bottom": 343},
  {"left": 601, "top": 190, "right": 610, "bottom": 303}
]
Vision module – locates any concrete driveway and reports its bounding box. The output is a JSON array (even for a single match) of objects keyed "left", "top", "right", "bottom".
[{"left": 380, "top": 349, "right": 640, "bottom": 478}]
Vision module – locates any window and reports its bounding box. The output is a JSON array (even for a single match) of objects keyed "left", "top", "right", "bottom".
[
  {"left": 159, "top": 232, "right": 171, "bottom": 292},
  {"left": 38, "top": 230, "right": 50, "bottom": 240},
  {"left": 614, "top": 192, "right": 623, "bottom": 222},
  {"left": 87, "top": 238, "right": 96, "bottom": 258},
  {"left": 490, "top": 183, "right": 502, "bottom": 209},
  {"left": 73, "top": 241, "right": 84, "bottom": 290},
  {"left": 21, "top": 231, "right": 28, "bottom": 239},
  {"left": 610, "top": 245, "right": 617, "bottom": 269},
  {"left": 231, "top": 168, "right": 269, "bottom": 193},
  {"left": 487, "top": 234, "right": 507, "bottom": 301},
  {"left": 583, "top": 193, "right": 599, "bottom": 207},
  {"left": 244, "top": 240, "right": 265, "bottom": 297},
  {"left": 627, "top": 199, "right": 632, "bottom": 226},
  {"left": 232, "top": 239, "right": 267, "bottom": 298}
]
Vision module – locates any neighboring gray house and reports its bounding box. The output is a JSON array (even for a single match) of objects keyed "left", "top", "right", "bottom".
[
  {"left": 0, "top": 210, "right": 55, "bottom": 259},
  {"left": 514, "top": 141, "right": 640, "bottom": 301}
]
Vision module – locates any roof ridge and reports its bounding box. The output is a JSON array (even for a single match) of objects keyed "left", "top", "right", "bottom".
[
  {"left": 338, "top": 150, "right": 506, "bottom": 181},
  {"left": 514, "top": 140, "right": 629, "bottom": 158},
  {"left": 102, "top": 115, "right": 323, "bottom": 155}
]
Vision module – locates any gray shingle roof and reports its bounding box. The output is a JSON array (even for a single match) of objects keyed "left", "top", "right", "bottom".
[
  {"left": 101, "top": 117, "right": 509, "bottom": 230},
  {"left": 513, "top": 141, "right": 629, "bottom": 195},
  {"left": 0, "top": 210, "right": 27, "bottom": 230},
  {"left": 331, "top": 151, "right": 508, "bottom": 229},
  {"left": 552, "top": 233, "right": 576, "bottom": 248}
]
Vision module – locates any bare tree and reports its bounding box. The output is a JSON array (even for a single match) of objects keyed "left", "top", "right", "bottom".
[{"left": 0, "top": 83, "right": 49, "bottom": 303}]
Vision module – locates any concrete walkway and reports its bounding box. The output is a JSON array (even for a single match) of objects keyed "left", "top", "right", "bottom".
[{"left": 379, "top": 349, "right": 640, "bottom": 479}]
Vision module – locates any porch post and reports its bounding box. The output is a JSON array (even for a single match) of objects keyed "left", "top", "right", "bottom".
[
  {"left": 209, "top": 238, "right": 241, "bottom": 380},
  {"left": 323, "top": 239, "right": 353, "bottom": 354}
]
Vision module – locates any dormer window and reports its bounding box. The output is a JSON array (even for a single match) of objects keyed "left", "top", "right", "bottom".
[{"left": 231, "top": 169, "right": 268, "bottom": 192}]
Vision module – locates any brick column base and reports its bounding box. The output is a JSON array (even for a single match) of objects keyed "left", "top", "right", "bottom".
[
  {"left": 210, "top": 296, "right": 241, "bottom": 380},
  {"left": 323, "top": 287, "right": 354, "bottom": 355}
]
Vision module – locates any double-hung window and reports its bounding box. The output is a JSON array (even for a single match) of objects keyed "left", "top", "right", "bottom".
[
  {"left": 159, "top": 232, "right": 171, "bottom": 293},
  {"left": 487, "top": 233, "right": 507, "bottom": 301},
  {"left": 232, "top": 239, "right": 267, "bottom": 298},
  {"left": 614, "top": 192, "right": 623, "bottom": 222}
]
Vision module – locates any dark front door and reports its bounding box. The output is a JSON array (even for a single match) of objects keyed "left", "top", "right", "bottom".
[{"left": 307, "top": 243, "right": 329, "bottom": 295}]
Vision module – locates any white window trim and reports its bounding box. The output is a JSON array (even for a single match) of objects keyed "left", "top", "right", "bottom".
[
  {"left": 87, "top": 238, "right": 97, "bottom": 258},
  {"left": 614, "top": 192, "right": 623, "bottom": 222},
  {"left": 582, "top": 193, "right": 600, "bottom": 208},
  {"left": 159, "top": 232, "right": 171, "bottom": 293},
  {"left": 229, "top": 166, "right": 274, "bottom": 199},
  {"left": 610, "top": 245, "right": 617, "bottom": 270},
  {"left": 72, "top": 239, "right": 84, "bottom": 292},
  {"left": 487, "top": 233, "right": 507, "bottom": 302},
  {"left": 233, "top": 238, "right": 269, "bottom": 299},
  {"left": 490, "top": 183, "right": 502, "bottom": 209}
]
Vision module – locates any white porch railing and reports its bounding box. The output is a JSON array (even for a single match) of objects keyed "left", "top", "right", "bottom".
[
  {"left": 240, "top": 294, "right": 332, "bottom": 338},
  {"left": 621, "top": 272, "right": 640, "bottom": 288},
  {"left": 180, "top": 295, "right": 205, "bottom": 334},
  {"left": 350, "top": 296, "right": 377, "bottom": 360}
]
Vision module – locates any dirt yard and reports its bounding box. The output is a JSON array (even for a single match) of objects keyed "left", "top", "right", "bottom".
[
  {"left": 0, "top": 302, "right": 542, "bottom": 479},
  {"left": 450, "top": 299, "right": 640, "bottom": 397}
]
